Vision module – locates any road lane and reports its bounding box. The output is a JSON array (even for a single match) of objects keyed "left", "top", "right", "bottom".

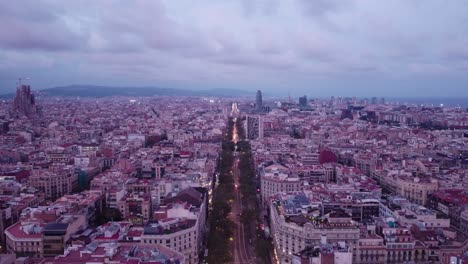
[{"left": 229, "top": 115, "right": 254, "bottom": 264}]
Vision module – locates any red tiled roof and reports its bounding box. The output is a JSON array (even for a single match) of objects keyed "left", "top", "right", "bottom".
[{"left": 5, "top": 222, "right": 42, "bottom": 239}]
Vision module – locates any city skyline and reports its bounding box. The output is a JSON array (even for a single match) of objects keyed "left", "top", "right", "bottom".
[
  {"left": 0, "top": 82, "right": 467, "bottom": 263},
  {"left": 1, "top": 1, "right": 468, "bottom": 97},
  {"left": 1, "top": 1, "right": 468, "bottom": 263}
]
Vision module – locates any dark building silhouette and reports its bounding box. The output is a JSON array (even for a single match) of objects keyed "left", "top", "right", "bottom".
[
  {"left": 299, "top": 95, "right": 308, "bottom": 107},
  {"left": 12, "top": 83, "right": 37, "bottom": 118},
  {"left": 319, "top": 150, "right": 338, "bottom": 164},
  {"left": 255, "top": 90, "right": 263, "bottom": 111},
  {"left": 340, "top": 109, "right": 353, "bottom": 120}
]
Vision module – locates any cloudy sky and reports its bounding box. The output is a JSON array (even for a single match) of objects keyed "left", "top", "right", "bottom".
[{"left": 0, "top": 0, "right": 467, "bottom": 97}]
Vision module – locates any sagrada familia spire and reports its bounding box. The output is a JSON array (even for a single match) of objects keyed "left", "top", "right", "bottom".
[{"left": 11, "top": 79, "right": 38, "bottom": 118}]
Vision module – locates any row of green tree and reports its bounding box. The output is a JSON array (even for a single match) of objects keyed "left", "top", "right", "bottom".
[
  {"left": 236, "top": 119, "right": 272, "bottom": 263},
  {"left": 207, "top": 118, "right": 236, "bottom": 263},
  {"left": 236, "top": 116, "right": 245, "bottom": 140}
]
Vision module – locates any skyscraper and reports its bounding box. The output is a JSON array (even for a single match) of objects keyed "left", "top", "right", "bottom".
[
  {"left": 11, "top": 82, "right": 37, "bottom": 118},
  {"left": 255, "top": 90, "right": 263, "bottom": 112}
]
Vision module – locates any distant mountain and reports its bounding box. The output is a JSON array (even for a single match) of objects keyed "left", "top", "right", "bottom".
[{"left": 0, "top": 85, "right": 250, "bottom": 98}]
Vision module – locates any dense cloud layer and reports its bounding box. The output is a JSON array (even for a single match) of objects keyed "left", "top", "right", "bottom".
[{"left": 1, "top": 0, "right": 467, "bottom": 96}]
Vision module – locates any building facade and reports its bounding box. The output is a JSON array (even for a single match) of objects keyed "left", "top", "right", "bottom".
[{"left": 245, "top": 115, "right": 264, "bottom": 140}]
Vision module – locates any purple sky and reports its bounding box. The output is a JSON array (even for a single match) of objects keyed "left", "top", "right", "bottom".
[{"left": 1, "top": 0, "right": 467, "bottom": 97}]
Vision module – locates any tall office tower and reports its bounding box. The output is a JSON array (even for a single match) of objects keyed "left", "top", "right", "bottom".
[
  {"left": 245, "top": 115, "right": 263, "bottom": 139},
  {"left": 371, "top": 97, "right": 378, "bottom": 104},
  {"left": 11, "top": 82, "right": 37, "bottom": 118},
  {"left": 255, "top": 90, "right": 263, "bottom": 111},
  {"left": 299, "top": 95, "right": 308, "bottom": 107},
  {"left": 380, "top": 97, "right": 385, "bottom": 104}
]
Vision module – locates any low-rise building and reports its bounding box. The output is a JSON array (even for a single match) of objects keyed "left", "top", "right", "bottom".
[
  {"left": 260, "top": 163, "right": 301, "bottom": 205},
  {"left": 28, "top": 168, "right": 77, "bottom": 201},
  {"left": 118, "top": 193, "right": 152, "bottom": 224},
  {"left": 270, "top": 192, "right": 360, "bottom": 263},
  {"left": 292, "top": 242, "right": 353, "bottom": 264},
  {"left": 37, "top": 242, "right": 185, "bottom": 264},
  {"left": 353, "top": 225, "right": 386, "bottom": 264},
  {"left": 141, "top": 187, "right": 206, "bottom": 264},
  {"left": 4, "top": 208, "right": 86, "bottom": 257}
]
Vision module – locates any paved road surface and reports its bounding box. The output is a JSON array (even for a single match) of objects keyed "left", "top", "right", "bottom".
[{"left": 229, "top": 118, "right": 255, "bottom": 264}]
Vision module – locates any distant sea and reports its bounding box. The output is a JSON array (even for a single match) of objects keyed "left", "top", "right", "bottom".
[{"left": 385, "top": 97, "right": 468, "bottom": 107}]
